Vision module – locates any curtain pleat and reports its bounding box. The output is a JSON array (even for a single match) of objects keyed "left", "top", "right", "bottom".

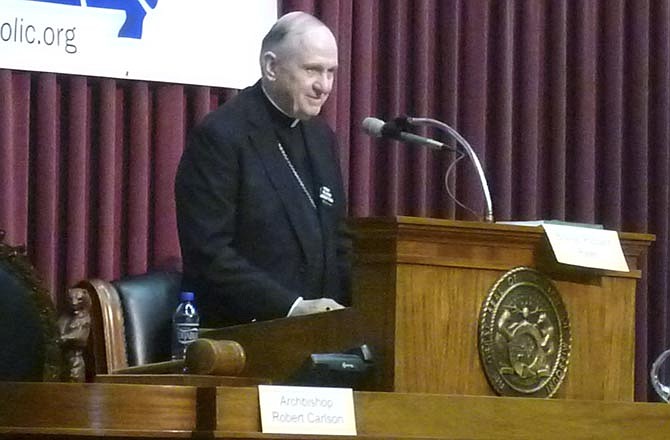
[
  {"left": 646, "top": 0, "right": 670, "bottom": 399},
  {"left": 32, "top": 74, "right": 62, "bottom": 298},
  {"left": 126, "top": 81, "right": 151, "bottom": 273},
  {"left": 515, "top": 2, "right": 541, "bottom": 219},
  {"left": 567, "top": 1, "right": 598, "bottom": 223},
  {"left": 1, "top": 0, "right": 669, "bottom": 400},
  {"left": 152, "top": 85, "right": 184, "bottom": 271},
  {"left": 347, "top": 0, "right": 377, "bottom": 216},
  {"left": 545, "top": 1, "right": 568, "bottom": 219},
  {"left": 436, "top": 2, "right": 460, "bottom": 220},
  {"left": 598, "top": 0, "right": 624, "bottom": 227},
  {"left": 94, "top": 79, "right": 123, "bottom": 280},
  {"left": 64, "top": 76, "right": 91, "bottom": 285},
  {"left": 0, "top": 71, "right": 30, "bottom": 243},
  {"left": 622, "top": 0, "right": 650, "bottom": 231},
  {"left": 380, "top": 0, "right": 408, "bottom": 216},
  {"left": 488, "top": 1, "right": 513, "bottom": 219}
]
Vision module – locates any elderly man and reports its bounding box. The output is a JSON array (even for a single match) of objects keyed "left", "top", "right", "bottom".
[{"left": 175, "top": 12, "right": 351, "bottom": 326}]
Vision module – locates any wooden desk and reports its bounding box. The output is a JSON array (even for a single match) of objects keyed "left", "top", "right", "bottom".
[
  {"left": 0, "top": 382, "right": 196, "bottom": 438},
  {"left": 2, "top": 382, "right": 670, "bottom": 439}
]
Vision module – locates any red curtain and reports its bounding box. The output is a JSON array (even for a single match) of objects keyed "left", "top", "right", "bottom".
[{"left": 1, "top": 0, "right": 669, "bottom": 400}]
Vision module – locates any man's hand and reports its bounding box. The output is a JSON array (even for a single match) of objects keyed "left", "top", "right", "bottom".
[{"left": 288, "top": 298, "right": 345, "bottom": 317}]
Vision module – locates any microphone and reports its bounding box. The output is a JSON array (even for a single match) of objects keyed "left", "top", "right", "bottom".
[{"left": 361, "top": 117, "right": 449, "bottom": 150}]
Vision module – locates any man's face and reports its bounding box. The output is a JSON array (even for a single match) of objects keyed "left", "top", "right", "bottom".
[{"left": 269, "top": 26, "right": 338, "bottom": 119}]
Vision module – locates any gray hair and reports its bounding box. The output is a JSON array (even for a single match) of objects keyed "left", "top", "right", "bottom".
[{"left": 260, "top": 11, "right": 329, "bottom": 57}]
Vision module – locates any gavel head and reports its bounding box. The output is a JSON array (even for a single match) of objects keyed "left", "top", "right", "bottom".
[{"left": 185, "top": 339, "right": 246, "bottom": 376}]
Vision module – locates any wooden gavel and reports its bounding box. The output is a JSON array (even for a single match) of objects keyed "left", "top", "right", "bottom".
[{"left": 115, "top": 339, "right": 246, "bottom": 376}]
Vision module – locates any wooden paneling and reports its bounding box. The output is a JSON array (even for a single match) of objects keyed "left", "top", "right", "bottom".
[
  {"left": 555, "top": 276, "right": 636, "bottom": 400},
  {"left": 354, "top": 391, "right": 670, "bottom": 440},
  {"left": 349, "top": 217, "right": 653, "bottom": 400},
  {"left": 0, "top": 382, "right": 196, "bottom": 437},
  {"left": 211, "top": 386, "right": 670, "bottom": 440},
  {"left": 393, "top": 265, "right": 498, "bottom": 395},
  {"left": 201, "top": 308, "right": 366, "bottom": 382}
]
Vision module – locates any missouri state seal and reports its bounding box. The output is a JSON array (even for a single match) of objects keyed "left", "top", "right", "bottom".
[{"left": 478, "top": 267, "right": 571, "bottom": 397}]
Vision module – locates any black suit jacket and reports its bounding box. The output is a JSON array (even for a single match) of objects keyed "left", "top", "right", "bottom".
[{"left": 175, "top": 82, "right": 351, "bottom": 326}]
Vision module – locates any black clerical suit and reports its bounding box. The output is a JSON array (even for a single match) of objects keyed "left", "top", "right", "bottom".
[{"left": 175, "top": 81, "right": 351, "bottom": 327}]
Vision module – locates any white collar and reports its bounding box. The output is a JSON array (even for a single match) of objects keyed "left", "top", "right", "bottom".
[{"left": 261, "top": 83, "right": 300, "bottom": 128}]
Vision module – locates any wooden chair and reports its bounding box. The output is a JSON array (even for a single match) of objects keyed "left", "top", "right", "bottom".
[
  {"left": 77, "top": 272, "right": 263, "bottom": 387},
  {"left": 78, "top": 271, "right": 181, "bottom": 377},
  {"left": 0, "top": 230, "right": 61, "bottom": 381}
]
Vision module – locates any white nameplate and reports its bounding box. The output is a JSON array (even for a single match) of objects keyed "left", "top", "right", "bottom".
[
  {"left": 543, "top": 223, "right": 629, "bottom": 272},
  {"left": 258, "top": 385, "right": 357, "bottom": 436}
]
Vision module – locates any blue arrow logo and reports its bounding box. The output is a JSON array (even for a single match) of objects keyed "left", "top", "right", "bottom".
[{"left": 28, "top": 0, "right": 159, "bottom": 39}]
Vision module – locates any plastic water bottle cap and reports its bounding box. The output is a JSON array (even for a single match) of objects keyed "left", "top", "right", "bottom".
[{"left": 180, "top": 291, "right": 195, "bottom": 301}]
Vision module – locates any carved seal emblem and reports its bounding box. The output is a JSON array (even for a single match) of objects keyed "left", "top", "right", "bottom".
[{"left": 478, "top": 267, "right": 571, "bottom": 397}]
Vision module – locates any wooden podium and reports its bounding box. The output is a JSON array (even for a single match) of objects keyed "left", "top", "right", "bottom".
[
  {"left": 350, "top": 217, "right": 653, "bottom": 401},
  {"left": 207, "top": 217, "right": 653, "bottom": 401}
]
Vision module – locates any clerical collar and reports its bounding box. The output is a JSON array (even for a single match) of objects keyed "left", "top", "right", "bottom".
[{"left": 261, "top": 84, "right": 300, "bottom": 128}]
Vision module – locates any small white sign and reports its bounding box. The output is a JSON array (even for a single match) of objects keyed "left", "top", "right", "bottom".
[
  {"left": 258, "top": 385, "right": 357, "bottom": 436},
  {"left": 543, "top": 223, "right": 630, "bottom": 272}
]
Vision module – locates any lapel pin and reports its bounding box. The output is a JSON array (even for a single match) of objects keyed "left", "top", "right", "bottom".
[{"left": 319, "top": 186, "right": 334, "bottom": 206}]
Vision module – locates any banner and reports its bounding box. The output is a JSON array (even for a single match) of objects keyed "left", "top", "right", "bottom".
[{"left": 0, "top": 0, "right": 278, "bottom": 89}]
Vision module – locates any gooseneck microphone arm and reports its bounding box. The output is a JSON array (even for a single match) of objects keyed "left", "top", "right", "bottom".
[{"left": 404, "top": 116, "right": 494, "bottom": 223}]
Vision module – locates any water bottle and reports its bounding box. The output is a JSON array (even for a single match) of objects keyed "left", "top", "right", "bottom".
[{"left": 171, "top": 291, "right": 200, "bottom": 361}]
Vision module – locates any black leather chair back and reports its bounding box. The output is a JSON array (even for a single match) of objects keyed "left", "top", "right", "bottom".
[
  {"left": 113, "top": 272, "right": 181, "bottom": 366},
  {"left": 0, "top": 238, "right": 60, "bottom": 381}
]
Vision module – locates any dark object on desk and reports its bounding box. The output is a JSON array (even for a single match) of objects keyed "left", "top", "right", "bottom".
[
  {"left": 111, "top": 338, "right": 246, "bottom": 377},
  {"left": 286, "top": 344, "right": 374, "bottom": 389},
  {"left": 185, "top": 338, "right": 246, "bottom": 375}
]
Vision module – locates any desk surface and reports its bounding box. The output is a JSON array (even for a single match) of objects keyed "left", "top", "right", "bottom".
[
  {"left": 94, "top": 373, "right": 266, "bottom": 387},
  {"left": 1, "top": 382, "right": 670, "bottom": 439}
]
